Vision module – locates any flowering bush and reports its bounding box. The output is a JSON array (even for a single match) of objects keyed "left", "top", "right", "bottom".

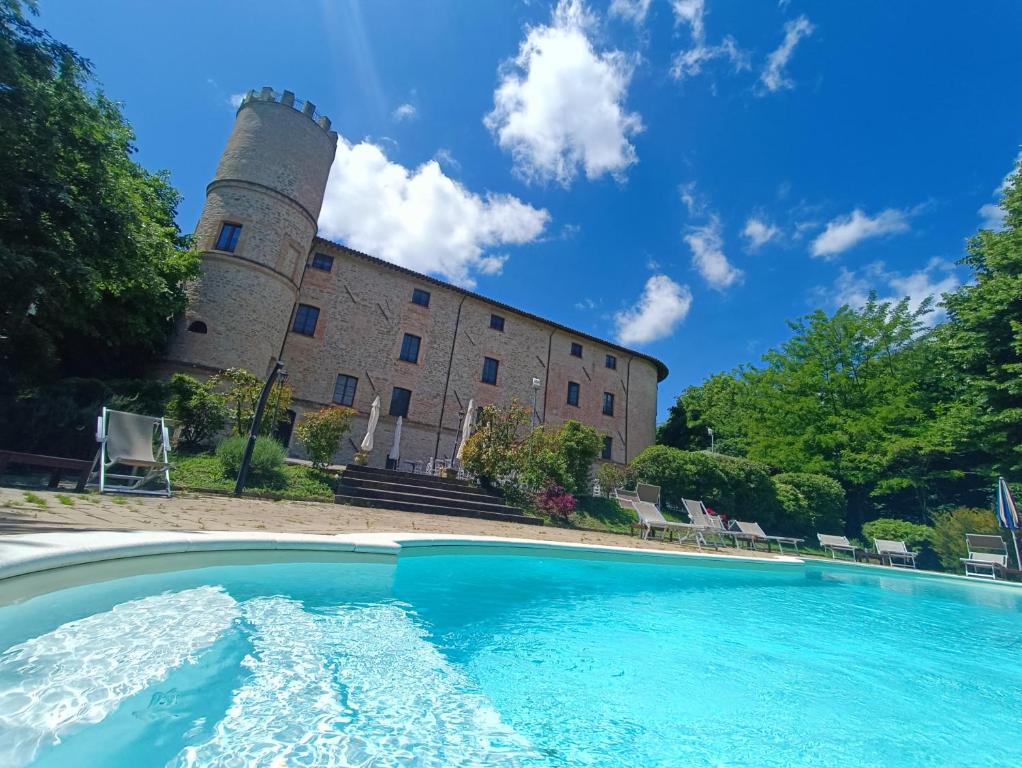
[{"left": 535, "top": 482, "right": 576, "bottom": 519}]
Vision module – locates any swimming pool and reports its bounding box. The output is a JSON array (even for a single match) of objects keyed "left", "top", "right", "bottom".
[{"left": 0, "top": 542, "right": 1020, "bottom": 767}]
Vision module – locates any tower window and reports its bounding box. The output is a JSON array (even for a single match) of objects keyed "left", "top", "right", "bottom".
[
  {"left": 215, "top": 222, "right": 242, "bottom": 252},
  {"left": 411, "top": 288, "right": 431, "bottom": 307},
  {"left": 603, "top": 392, "right": 615, "bottom": 416},
  {"left": 187, "top": 320, "right": 207, "bottom": 334},
  {"left": 481, "top": 357, "right": 499, "bottom": 385},
  {"left": 605, "top": 354, "right": 617, "bottom": 370},
  {"left": 389, "top": 387, "right": 412, "bottom": 418},
  {"left": 490, "top": 314, "right": 505, "bottom": 332},
  {"left": 570, "top": 342, "right": 583, "bottom": 358},
  {"left": 567, "top": 381, "right": 580, "bottom": 407},
  {"left": 602, "top": 436, "right": 613, "bottom": 460},
  {"left": 311, "top": 252, "right": 334, "bottom": 271},
  {"left": 399, "top": 333, "right": 421, "bottom": 363},
  {"left": 292, "top": 304, "right": 320, "bottom": 336},
  {"left": 333, "top": 374, "right": 358, "bottom": 407}
]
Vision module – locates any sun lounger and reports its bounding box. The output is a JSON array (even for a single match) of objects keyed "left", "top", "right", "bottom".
[
  {"left": 88, "top": 407, "right": 172, "bottom": 496},
  {"left": 817, "top": 533, "right": 860, "bottom": 560},
  {"left": 874, "top": 538, "right": 918, "bottom": 568},
  {"left": 615, "top": 488, "right": 708, "bottom": 547},
  {"left": 734, "top": 521, "right": 804, "bottom": 554},
  {"left": 960, "top": 533, "right": 1009, "bottom": 580},
  {"left": 680, "top": 498, "right": 751, "bottom": 547}
]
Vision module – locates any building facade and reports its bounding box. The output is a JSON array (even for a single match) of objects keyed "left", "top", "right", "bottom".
[{"left": 165, "top": 88, "right": 668, "bottom": 469}]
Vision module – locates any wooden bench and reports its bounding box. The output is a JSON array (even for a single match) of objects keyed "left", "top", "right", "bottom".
[{"left": 0, "top": 450, "right": 92, "bottom": 492}]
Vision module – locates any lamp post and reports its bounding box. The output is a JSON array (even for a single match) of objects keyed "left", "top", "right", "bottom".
[
  {"left": 234, "top": 360, "right": 286, "bottom": 496},
  {"left": 531, "top": 377, "right": 541, "bottom": 427},
  {"left": 708, "top": 427, "right": 714, "bottom": 453}
]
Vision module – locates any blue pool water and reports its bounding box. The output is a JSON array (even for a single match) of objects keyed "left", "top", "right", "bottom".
[{"left": 0, "top": 550, "right": 1020, "bottom": 767}]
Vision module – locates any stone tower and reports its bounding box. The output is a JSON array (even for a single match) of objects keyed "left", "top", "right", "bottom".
[{"left": 166, "top": 87, "right": 338, "bottom": 376}]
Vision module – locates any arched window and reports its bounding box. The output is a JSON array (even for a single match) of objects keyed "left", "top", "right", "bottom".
[{"left": 187, "top": 320, "right": 208, "bottom": 334}]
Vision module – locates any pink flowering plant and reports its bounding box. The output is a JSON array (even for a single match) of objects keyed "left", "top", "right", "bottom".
[{"left": 534, "top": 482, "right": 576, "bottom": 519}]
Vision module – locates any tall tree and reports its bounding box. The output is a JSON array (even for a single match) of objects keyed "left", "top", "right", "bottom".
[
  {"left": 0, "top": 0, "right": 198, "bottom": 392},
  {"left": 658, "top": 372, "right": 748, "bottom": 455},
  {"left": 943, "top": 154, "right": 1022, "bottom": 477}
]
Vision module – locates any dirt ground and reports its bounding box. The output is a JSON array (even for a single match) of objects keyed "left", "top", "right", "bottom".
[{"left": 0, "top": 485, "right": 763, "bottom": 554}]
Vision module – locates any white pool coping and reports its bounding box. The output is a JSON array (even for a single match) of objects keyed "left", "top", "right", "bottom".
[{"left": 0, "top": 530, "right": 804, "bottom": 583}]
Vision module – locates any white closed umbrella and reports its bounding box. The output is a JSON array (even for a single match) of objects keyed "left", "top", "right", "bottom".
[
  {"left": 360, "top": 395, "right": 381, "bottom": 452},
  {"left": 388, "top": 416, "right": 403, "bottom": 464},
  {"left": 455, "top": 399, "right": 475, "bottom": 461}
]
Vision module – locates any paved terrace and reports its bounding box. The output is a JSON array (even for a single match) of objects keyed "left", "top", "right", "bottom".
[{"left": 0, "top": 486, "right": 773, "bottom": 557}]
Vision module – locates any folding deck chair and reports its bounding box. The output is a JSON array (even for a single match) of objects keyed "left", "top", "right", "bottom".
[
  {"left": 733, "top": 521, "right": 804, "bottom": 554},
  {"left": 817, "top": 533, "right": 860, "bottom": 560},
  {"left": 960, "top": 533, "right": 1009, "bottom": 580},
  {"left": 88, "top": 408, "right": 172, "bottom": 496},
  {"left": 874, "top": 539, "right": 918, "bottom": 569}
]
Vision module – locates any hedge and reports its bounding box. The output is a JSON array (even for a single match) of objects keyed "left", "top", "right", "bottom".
[{"left": 772, "top": 472, "right": 846, "bottom": 538}]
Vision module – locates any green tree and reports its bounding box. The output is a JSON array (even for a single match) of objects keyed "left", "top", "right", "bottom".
[
  {"left": 0, "top": 0, "right": 199, "bottom": 395},
  {"left": 943, "top": 152, "right": 1022, "bottom": 476},
  {"left": 460, "top": 399, "right": 531, "bottom": 489},
  {"left": 929, "top": 507, "right": 1002, "bottom": 572},
  {"left": 658, "top": 373, "right": 748, "bottom": 455},
  {"left": 165, "top": 374, "right": 228, "bottom": 449},
  {"left": 212, "top": 368, "right": 293, "bottom": 437},
  {"left": 295, "top": 405, "right": 355, "bottom": 468},
  {"left": 555, "top": 420, "right": 603, "bottom": 494}
]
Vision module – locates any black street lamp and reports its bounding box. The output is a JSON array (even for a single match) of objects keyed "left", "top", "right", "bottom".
[{"left": 234, "top": 360, "right": 287, "bottom": 496}]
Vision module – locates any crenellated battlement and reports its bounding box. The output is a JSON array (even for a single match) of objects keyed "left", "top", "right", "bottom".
[{"left": 237, "top": 86, "right": 334, "bottom": 133}]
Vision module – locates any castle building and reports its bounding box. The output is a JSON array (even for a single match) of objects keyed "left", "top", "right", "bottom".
[{"left": 166, "top": 88, "right": 668, "bottom": 468}]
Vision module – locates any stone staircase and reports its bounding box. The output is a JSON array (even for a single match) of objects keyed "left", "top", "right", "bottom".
[{"left": 334, "top": 465, "right": 542, "bottom": 525}]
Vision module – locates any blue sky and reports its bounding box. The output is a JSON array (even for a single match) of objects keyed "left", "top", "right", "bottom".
[{"left": 40, "top": 0, "right": 1022, "bottom": 420}]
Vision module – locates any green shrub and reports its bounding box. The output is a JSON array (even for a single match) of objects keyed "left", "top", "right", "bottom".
[
  {"left": 212, "top": 368, "right": 293, "bottom": 436},
  {"left": 555, "top": 420, "right": 603, "bottom": 494},
  {"left": 216, "top": 435, "right": 286, "bottom": 483},
  {"left": 930, "top": 507, "right": 1001, "bottom": 572},
  {"left": 519, "top": 426, "right": 571, "bottom": 492},
  {"left": 460, "top": 400, "right": 531, "bottom": 488},
  {"left": 630, "top": 445, "right": 779, "bottom": 526},
  {"left": 773, "top": 481, "right": 811, "bottom": 537},
  {"left": 166, "top": 374, "right": 228, "bottom": 448},
  {"left": 861, "top": 518, "right": 933, "bottom": 549},
  {"left": 595, "top": 462, "right": 635, "bottom": 496},
  {"left": 295, "top": 405, "right": 355, "bottom": 467},
  {"left": 772, "top": 472, "right": 846, "bottom": 537}
]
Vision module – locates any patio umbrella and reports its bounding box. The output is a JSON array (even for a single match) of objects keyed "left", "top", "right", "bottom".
[
  {"left": 388, "top": 416, "right": 403, "bottom": 465},
  {"left": 360, "top": 395, "right": 381, "bottom": 453},
  {"left": 996, "top": 476, "right": 1022, "bottom": 568},
  {"left": 455, "top": 399, "right": 475, "bottom": 462}
]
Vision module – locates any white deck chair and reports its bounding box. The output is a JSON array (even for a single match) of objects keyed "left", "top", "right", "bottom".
[
  {"left": 734, "top": 521, "right": 804, "bottom": 554},
  {"left": 817, "top": 533, "right": 860, "bottom": 560},
  {"left": 875, "top": 539, "right": 918, "bottom": 568},
  {"left": 960, "top": 534, "right": 1009, "bottom": 580},
  {"left": 616, "top": 488, "right": 708, "bottom": 547},
  {"left": 681, "top": 498, "right": 749, "bottom": 547},
  {"left": 89, "top": 407, "right": 172, "bottom": 496}
]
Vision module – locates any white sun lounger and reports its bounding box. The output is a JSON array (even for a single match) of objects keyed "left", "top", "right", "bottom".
[
  {"left": 734, "top": 521, "right": 804, "bottom": 554},
  {"left": 616, "top": 487, "right": 708, "bottom": 547},
  {"left": 960, "top": 533, "right": 1009, "bottom": 580},
  {"left": 875, "top": 539, "right": 918, "bottom": 569},
  {"left": 817, "top": 533, "right": 860, "bottom": 560},
  {"left": 680, "top": 498, "right": 751, "bottom": 547},
  {"left": 88, "top": 407, "right": 172, "bottom": 496}
]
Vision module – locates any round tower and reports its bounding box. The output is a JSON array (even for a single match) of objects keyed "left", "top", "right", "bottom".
[{"left": 167, "top": 87, "right": 338, "bottom": 376}]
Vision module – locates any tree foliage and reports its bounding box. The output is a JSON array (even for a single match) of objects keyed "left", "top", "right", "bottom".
[
  {"left": 0, "top": 0, "right": 199, "bottom": 394},
  {"left": 555, "top": 420, "right": 603, "bottom": 494},
  {"left": 165, "top": 374, "right": 228, "bottom": 449},
  {"left": 295, "top": 405, "right": 355, "bottom": 468}
]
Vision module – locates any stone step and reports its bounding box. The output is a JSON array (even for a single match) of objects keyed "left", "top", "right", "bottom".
[
  {"left": 335, "top": 483, "right": 521, "bottom": 516},
  {"left": 335, "top": 494, "right": 542, "bottom": 526},
  {"left": 338, "top": 475, "right": 501, "bottom": 503},
  {"left": 342, "top": 464, "right": 483, "bottom": 493}
]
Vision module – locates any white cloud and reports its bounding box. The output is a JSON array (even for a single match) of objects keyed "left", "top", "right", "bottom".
[
  {"left": 318, "top": 138, "right": 549, "bottom": 288},
  {"left": 485, "top": 0, "right": 643, "bottom": 185},
  {"left": 759, "top": 15, "right": 814, "bottom": 93},
  {"left": 670, "top": 0, "right": 749, "bottom": 81},
  {"left": 615, "top": 275, "right": 693, "bottom": 345},
  {"left": 685, "top": 217, "right": 743, "bottom": 289},
  {"left": 392, "top": 103, "right": 417, "bottom": 121},
  {"left": 978, "top": 203, "right": 1006, "bottom": 231},
  {"left": 831, "top": 258, "right": 960, "bottom": 326},
  {"left": 679, "top": 181, "right": 707, "bottom": 216},
  {"left": 810, "top": 207, "right": 912, "bottom": 258},
  {"left": 609, "top": 0, "right": 651, "bottom": 24},
  {"left": 228, "top": 93, "right": 246, "bottom": 109},
  {"left": 433, "top": 148, "right": 461, "bottom": 172},
  {"left": 742, "top": 217, "right": 780, "bottom": 250}
]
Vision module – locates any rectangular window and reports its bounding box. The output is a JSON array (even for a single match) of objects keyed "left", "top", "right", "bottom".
[
  {"left": 602, "top": 436, "right": 613, "bottom": 460},
  {"left": 481, "top": 357, "right": 499, "bottom": 385},
  {"left": 567, "top": 381, "right": 580, "bottom": 407},
  {"left": 215, "top": 222, "right": 242, "bottom": 252},
  {"left": 603, "top": 392, "right": 615, "bottom": 416},
  {"left": 389, "top": 387, "right": 411, "bottom": 418},
  {"left": 605, "top": 354, "right": 617, "bottom": 370},
  {"left": 332, "top": 374, "right": 358, "bottom": 406},
  {"left": 399, "top": 333, "right": 421, "bottom": 363},
  {"left": 411, "top": 288, "right": 431, "bottom": 307},
  {"left": 570, "top": 342, "right": 583, "bottom": 358},
  {"left": 311, "top": 252, "right": 334, "bottom": 271},
  {"left": 292, "top": 304, "right": 320, "bottom": 336},
  {"left": 490, "top": 314, "right": 505, "bottom": 332}
]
